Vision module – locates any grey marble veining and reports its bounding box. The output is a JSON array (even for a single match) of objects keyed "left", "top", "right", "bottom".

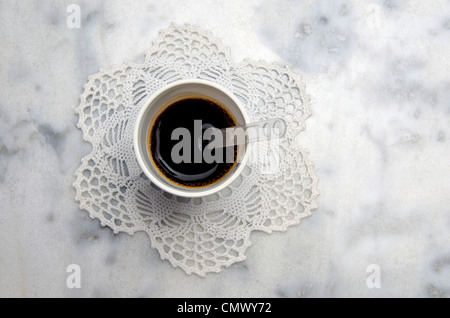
[{"left": 0, "top": 0, "right": 449, "bottom": 297}]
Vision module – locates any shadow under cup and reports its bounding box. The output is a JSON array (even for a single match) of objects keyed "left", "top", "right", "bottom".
[{"left": 134, "top": 80, "right": 250, "bottom": 198}]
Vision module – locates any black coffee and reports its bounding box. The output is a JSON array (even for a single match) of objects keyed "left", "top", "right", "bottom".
[{"left": 148, "top": 97, "right": 238, "bottom": 188}]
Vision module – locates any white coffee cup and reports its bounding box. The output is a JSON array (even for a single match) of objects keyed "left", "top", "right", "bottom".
[{"left": 133, "top": 79, "right": 250, "bottom": 198}]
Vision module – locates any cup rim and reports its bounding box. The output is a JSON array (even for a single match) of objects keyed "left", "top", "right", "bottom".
[{"left": 133, "top": 79, "right": 250, "bottom": 198}]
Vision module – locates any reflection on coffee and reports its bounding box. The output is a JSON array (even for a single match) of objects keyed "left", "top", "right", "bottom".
[{"left": 148, "top": 97, "right": 238, "bottom": 188}]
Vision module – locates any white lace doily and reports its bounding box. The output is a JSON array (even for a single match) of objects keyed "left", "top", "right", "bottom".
[{"left": 74, "top": 24, "right": 319, "bottom": 276}]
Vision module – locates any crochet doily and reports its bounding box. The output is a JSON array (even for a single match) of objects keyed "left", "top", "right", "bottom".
[{"left": 74, "top": 24, "right": 319, "bottom": 276}]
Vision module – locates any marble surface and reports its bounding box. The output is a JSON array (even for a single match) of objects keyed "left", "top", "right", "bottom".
[{"left": 0, "top": 0, "right": 449, "bottom": 298}]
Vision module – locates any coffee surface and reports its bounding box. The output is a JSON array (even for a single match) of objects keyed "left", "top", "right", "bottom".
[{"left": 149, "top": 97, "right": 237, "bottom": 188}]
